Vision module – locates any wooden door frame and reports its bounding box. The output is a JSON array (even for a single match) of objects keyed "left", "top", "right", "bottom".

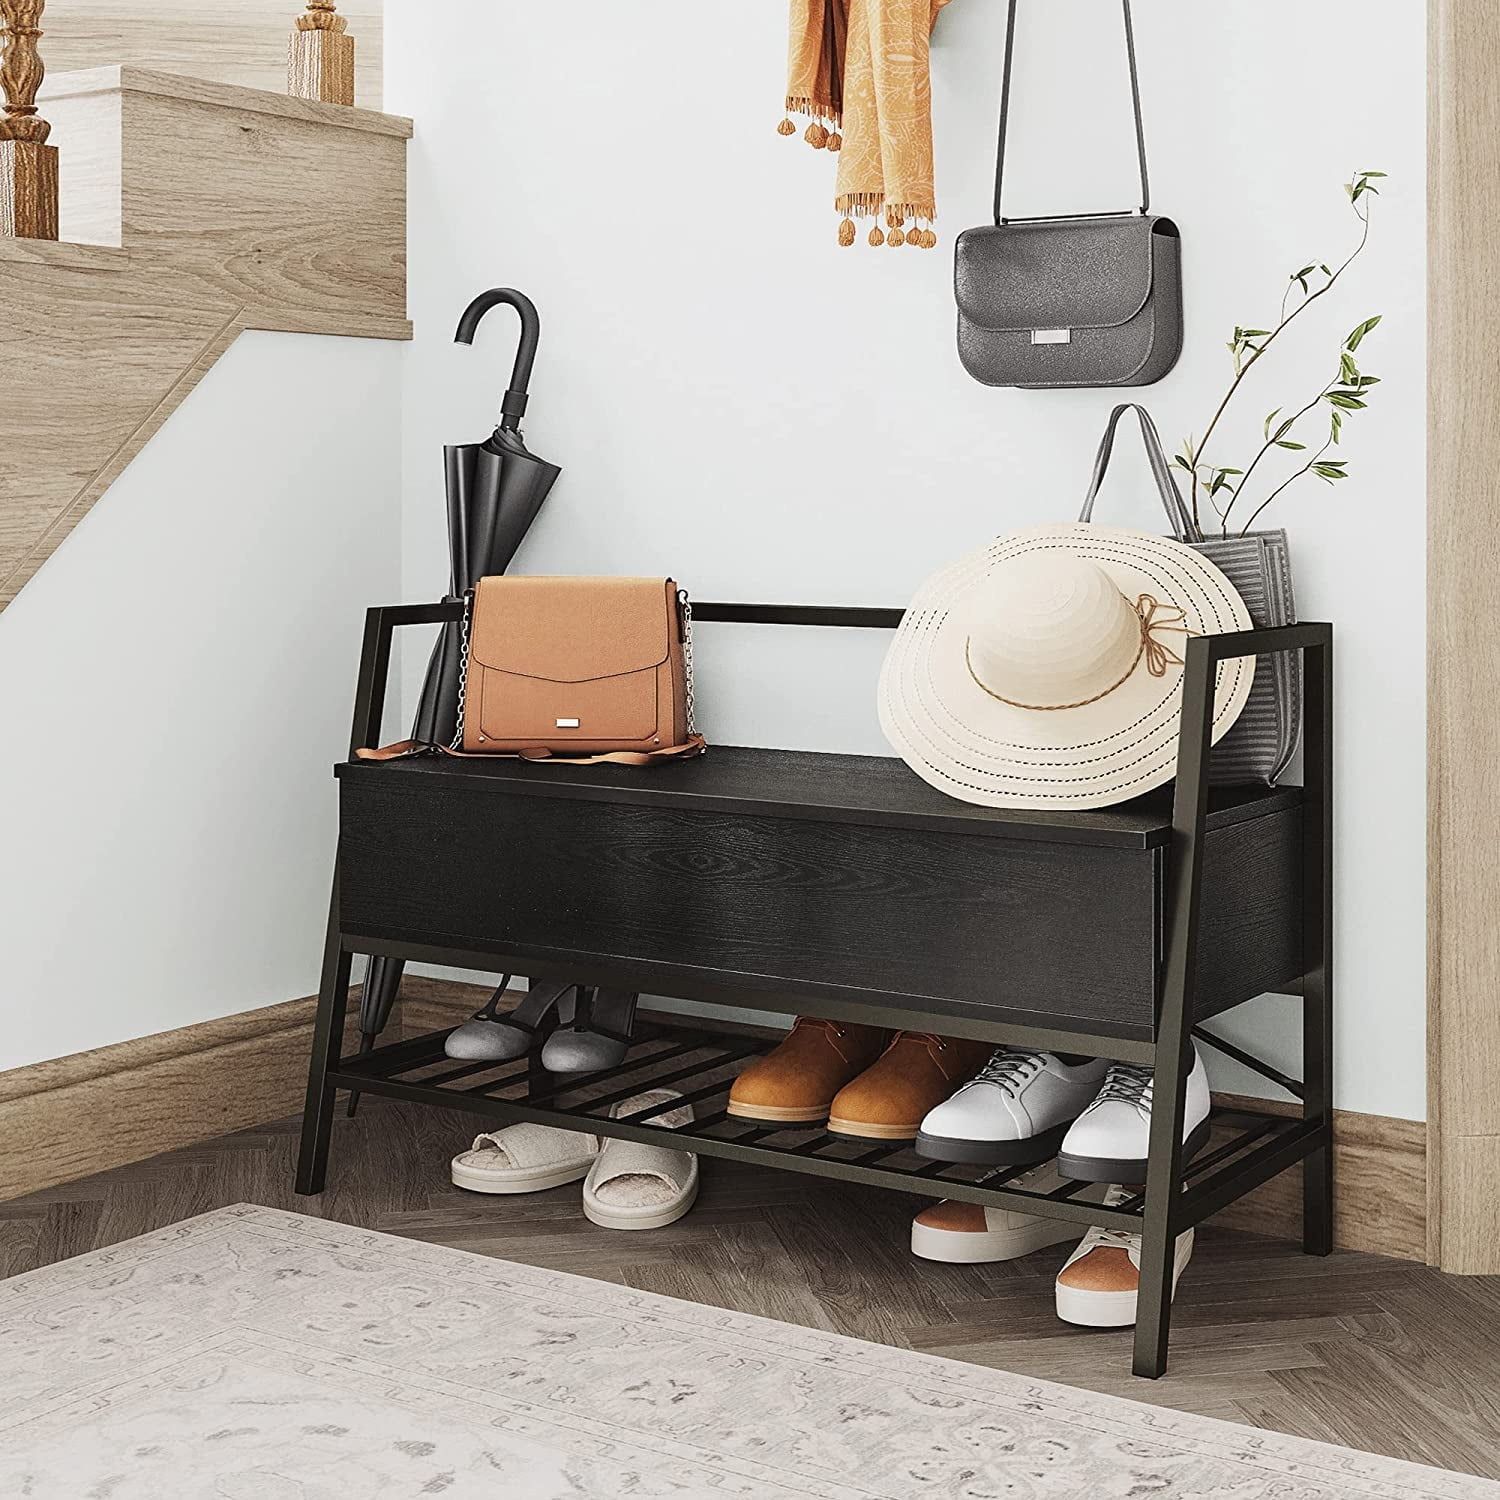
[{"left": 1427, "top": 0, "right": 1500, "bottom": 1274}]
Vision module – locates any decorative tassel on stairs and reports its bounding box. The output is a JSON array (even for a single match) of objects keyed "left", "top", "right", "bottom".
[
  {"left": 289, "top": 0, "right": 355, "bottom": 108},
  {"left": 0, "top": 0, "right": 57, "bottom": 240}
]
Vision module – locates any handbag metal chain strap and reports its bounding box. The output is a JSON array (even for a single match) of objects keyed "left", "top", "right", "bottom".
[
  {"left": 450, "top": 590, "right": 474, "bottom": 752},
  {"left": 953, "top": 0, "right": 1183, "bottom": 390},
  {"left": 678, "top": 589, "right": 698, "bottom": 738}
]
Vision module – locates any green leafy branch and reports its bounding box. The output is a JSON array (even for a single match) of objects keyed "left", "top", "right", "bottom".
[
  {"left": 1236, "top": 318, "right": 1380, "bottom": 531},
  {"left": 1176, "top": 169, "right": 1385, "bottom": 538}
]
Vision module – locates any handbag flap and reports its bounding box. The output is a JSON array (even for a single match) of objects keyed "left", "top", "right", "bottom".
[
  {"left": 955, "top": 215, "right": 1161, "bottom": 333},
  {"left": 469, "top": 575, "right": 674, "bottom": 683}
]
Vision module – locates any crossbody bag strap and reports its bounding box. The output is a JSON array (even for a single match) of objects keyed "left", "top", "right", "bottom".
[
  {"left": 353, "top": 736, "right": 707, "bottom": 765},
  {"left": 514, "top": 737, "right": 707, "bottom": 766},
  {"left": 993, "top": 0, "right": 1150, "bottom": 225}
]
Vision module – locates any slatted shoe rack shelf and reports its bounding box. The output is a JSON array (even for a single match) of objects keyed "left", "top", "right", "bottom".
[{"left": 297, "top": 601, "right": 1333, "bottom": 1379}]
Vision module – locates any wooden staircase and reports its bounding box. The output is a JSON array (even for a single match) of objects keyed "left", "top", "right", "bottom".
[{"left": 0, "top": 2, "right": 407, "bottom": 610}]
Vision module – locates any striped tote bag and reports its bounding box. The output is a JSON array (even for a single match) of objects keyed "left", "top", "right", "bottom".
[{"left": 1079, "top": 404, "right": 1301, "bottom": 786}]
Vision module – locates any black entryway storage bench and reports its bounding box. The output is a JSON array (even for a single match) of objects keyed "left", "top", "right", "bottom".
[{"left": 297, "top": 600, "right": 1333, "bottom": 1379}]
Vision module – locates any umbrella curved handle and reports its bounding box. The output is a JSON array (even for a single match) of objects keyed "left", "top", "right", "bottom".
[{"left": 455, "top": 288, "right": 541, "bottom": 433}]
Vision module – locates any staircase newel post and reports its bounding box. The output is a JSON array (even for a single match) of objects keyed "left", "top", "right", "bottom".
[
  {"left": 289, "top": 1, "right": 355, "bottom": 108},
  {"left": 0, "top": 0, "right": 58, "bottom": 240}
]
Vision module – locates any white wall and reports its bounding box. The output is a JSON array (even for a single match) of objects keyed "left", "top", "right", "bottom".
[
  {"left": 385, "top": 0, "right": 1427, "bottom": 1119},
  {"left": 0, "top": 332, "right": 402, "bottom": 1071}
]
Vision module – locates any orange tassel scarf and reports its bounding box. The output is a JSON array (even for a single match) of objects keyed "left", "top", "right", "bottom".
[{"left": 780, "top": 0, "right": 952, "bottom": 249}]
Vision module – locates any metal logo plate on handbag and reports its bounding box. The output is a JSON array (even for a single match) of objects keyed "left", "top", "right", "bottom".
[{"left": 1031, "top": 329, "right": 1072, "bottom": 345}]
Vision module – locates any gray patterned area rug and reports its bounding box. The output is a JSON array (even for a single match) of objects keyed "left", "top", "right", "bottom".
[{"left": 1, "top": 1204, "right": 1493, "bottom": 1500}]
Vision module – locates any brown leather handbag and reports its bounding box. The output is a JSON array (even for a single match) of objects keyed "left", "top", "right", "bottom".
[{"left": 359, "top": 576, "right": 705, "bottom": 765}]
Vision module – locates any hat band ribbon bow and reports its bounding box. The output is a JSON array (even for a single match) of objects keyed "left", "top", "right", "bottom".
[{"left": 965, "top": 593, "right": 1197, "bottom": 713}]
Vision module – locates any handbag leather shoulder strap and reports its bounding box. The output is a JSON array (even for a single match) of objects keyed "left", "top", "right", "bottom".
[
  {"left": 1078, "top": 403, "right": 1199, "bottom": 542},
  {"left": 354, "top": 736, "right": 707, "bottom": 766},
  {"left": 993, "top": 0, "right": 1150, "bottom": 225}
]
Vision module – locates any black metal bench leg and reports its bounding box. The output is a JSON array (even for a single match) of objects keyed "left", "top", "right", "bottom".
[
  {"left": 1132, "top": 1035, "right": 1191, "bottom": 1379},
  {"left": 1301, "top": 631, "right": 1335, "bottom": 1256},
  {"left": 296, "top": 882, "right": 352, "bottom": 1196},
  {"left": 1303, "top": 1140, "right": 1333, "bottom": 1256},
  {"left": 1131, "top": 629, "right": 1216, "bottom": 1378}
]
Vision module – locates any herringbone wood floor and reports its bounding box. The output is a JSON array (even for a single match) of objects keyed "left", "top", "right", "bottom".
[{"left": 4, "top": 1098, "right": 1498, "bottom": 1482}]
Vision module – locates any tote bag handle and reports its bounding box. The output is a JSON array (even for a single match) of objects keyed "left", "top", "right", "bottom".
[{"left": 1079, "top": 403, "right": 1199, "bottom": 542}]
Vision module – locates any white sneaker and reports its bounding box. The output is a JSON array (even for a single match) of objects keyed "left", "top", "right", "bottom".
[
  {"left": 915, "top": 1050, "right": 1109, "bottom": 1164},
  {"left": 1056, "top": 1049, "right": 1211, "bottom": 1183},
  {"left": 911, "top": 1167, "right": 1110, "bottom": 1264},
  {"left": 1054, "top": 1187, "right": 1195, "bottom": 1327}
]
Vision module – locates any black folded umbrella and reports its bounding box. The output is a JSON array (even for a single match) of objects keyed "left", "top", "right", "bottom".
[
  {"left": 410, "top": 290, "right": 561, "bottom": 744},
  {"left": 353, "top": 290, "right": 561, "bottom": 1095}
]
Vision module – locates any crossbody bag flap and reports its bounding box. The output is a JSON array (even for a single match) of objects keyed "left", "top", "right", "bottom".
[
  {"left": 466, "top": 575, "right": 680, "bottom": 750},
  {"left": 954, "top": 214, "right": 1157, "bottom": 333},
  {"left": 469, "top": 575, "right": 673, "bottom": 682}
]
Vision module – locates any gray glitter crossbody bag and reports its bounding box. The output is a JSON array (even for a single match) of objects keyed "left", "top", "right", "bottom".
[{"left": 955, "top": 0, "right": 1183, "bottom": 390}]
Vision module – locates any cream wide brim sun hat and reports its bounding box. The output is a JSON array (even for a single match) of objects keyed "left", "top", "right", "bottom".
[{"left": 877, "top": 524, "right": 1255, "bottom": 810}]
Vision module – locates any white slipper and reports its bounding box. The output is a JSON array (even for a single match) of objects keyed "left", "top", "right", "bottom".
[
  {"left": 450, "top": 1123, "right": 600, "bottom": 1195},
  {"left": 582, "top": 1090, "right": 699, "bottom": 1231}
]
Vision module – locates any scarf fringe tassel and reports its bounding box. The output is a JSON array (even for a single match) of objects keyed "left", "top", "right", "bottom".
[
  {"left": 780, "top": 113, "right": 935, "bottom": 249},
  {"left": 832, "top": 193, "right": 938, "bottom": 249},
  {"left": 780, "top": 97, "right": 842, "bottom": 151},
  {"left": 785, "top": 94, "right": 842, "bottom": 128}
]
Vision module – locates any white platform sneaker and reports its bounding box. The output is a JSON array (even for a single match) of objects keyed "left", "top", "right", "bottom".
[
  {"left": 1056, "top": 1049, "right": 1211, "bottom": 1183},
  {"left": 911, "top": 1167, "right": 1111, "bottom": 1264},
  {"left": 915, "top": 1050, "right": 1109, "bottom": 1164},
  {"left": 1054, "top": 1187, "right": 1195, "bottom": 1327}
]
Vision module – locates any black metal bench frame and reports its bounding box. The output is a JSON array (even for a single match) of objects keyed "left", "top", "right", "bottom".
[{"left": 296, "top": 600, "right": 1333, "bottom": 1379}]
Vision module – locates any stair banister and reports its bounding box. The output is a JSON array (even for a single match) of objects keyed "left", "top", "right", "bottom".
[{"left": 0, "top": 0, "right": 56, "bottom": 239}]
